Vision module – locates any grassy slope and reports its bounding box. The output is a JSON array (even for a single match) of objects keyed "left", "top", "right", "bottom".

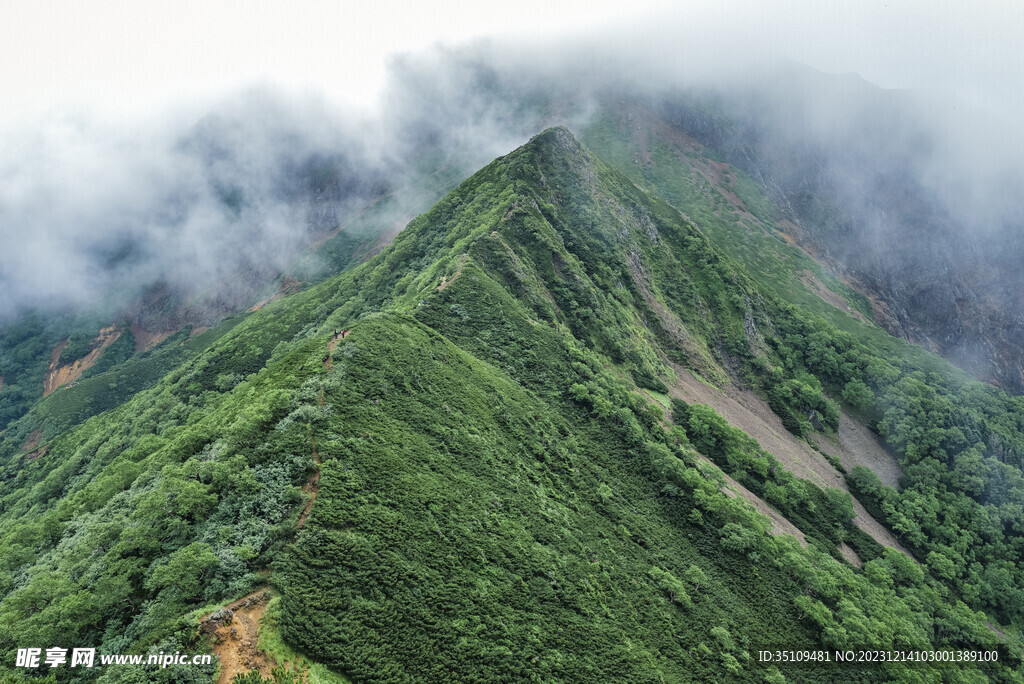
[
  {"left": 0, "top": 128, "right": 1020, "bottom": 683},
  {"left": 578, "top": 104, "right": 962, "bottom": 379},
  {"left": 275, "top": 129, "right": 1016, "bottom": 681},
  {"left": 581, "top": 104, "right": 1024, "bottom": 633},
  {"left": 275, "top": 314, "right": 826, "bottom": 682}
]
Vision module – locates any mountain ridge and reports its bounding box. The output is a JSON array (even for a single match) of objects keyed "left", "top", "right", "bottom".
[{"left": 1, "top": 126, "right": 1023, "bottom": 682}]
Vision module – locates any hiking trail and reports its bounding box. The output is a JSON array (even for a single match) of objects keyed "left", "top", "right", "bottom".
[{"left": 201, "top": 588, "right": 275, "bottom": 684}]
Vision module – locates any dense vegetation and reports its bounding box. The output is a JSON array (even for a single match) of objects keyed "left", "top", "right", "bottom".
[
  {"left": 1, "top": 127, "right": 1023, "bottom": 683},
  {"left": 0, "top": 314, "right": 76, "bottom": 427},
  {"left": 582, "top": 105, "right": 1024, "bottom": 625}
]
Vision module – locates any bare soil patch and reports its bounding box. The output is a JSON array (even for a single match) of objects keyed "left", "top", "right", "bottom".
[
  {"left": 715, "top": 463, "right": 807, "bottom": 546},
  {"left": 798, "top": 271, "right": 869, "bottom": 324},
  {"left": 129, "top": 324, "right": 175, "bottom": 353},
  {"left": 24, "top": 446, "right": 47, "bottom": 461},
  {"left": 986, "top": 622, "right": 1007, "bottom": 639},
  {"left": 21, "top": 429, "right": 42, "bottom": 452},
  {"left": 823, "top": 411, "right": 903, "bottom": 489},
  {"left": 43, "top": 327, "right": 122, "bottom": 397},
  {"left": 20, "top": 430, "right": 47, "bottom": 460},
  {"left": 838, "top": 543, "right": 863, "bottom": 568},
  {"left": 773, "top": 222, "right": 801, "bottom": 247},
  {"left": 48, "top": 340, "right": 68, "bottom": 367},
  {"left": 201, "top": 589, "right": 275, "bottom": 684},
  {"left": 668, "top": 364, "right": 916, "bottom": 558}
]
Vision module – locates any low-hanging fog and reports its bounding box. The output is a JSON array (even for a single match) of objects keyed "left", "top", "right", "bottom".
[
  {"left": 2, "top": 3, "right": 1022, "bottom": 392},
  {"left": 0, "top": 48, "right": 565, "bottom": 322}
]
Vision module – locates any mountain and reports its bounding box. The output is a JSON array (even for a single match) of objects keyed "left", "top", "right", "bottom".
[
  {"left": 640, "top": 75, "right": 1024, "bottom": 394},
  {"left": 2, "top": 127, "right": 1024, "bottom": 683},
  {"left": 5, "top": 67, "right": 1022, "bottom": 434}
]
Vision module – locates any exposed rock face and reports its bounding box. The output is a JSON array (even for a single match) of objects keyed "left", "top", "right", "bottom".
[
  {"left": 781, "top": 167, "right": 1024, "bottom": 394},
  {"left": 654, "top": 82, "right": 1024, "bottom": 394}
]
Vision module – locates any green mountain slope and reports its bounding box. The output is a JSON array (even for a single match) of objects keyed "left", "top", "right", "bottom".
[{"left": 1, "top": 129, "right": 1023, "bottom": 683}]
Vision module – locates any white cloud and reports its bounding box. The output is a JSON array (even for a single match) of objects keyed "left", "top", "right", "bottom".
[
  {"left": 0, "top": 0, "right": 670, "bottom": 122},
  {"left": 2, "top": 0, "right": 1022, "bottom": 319}
]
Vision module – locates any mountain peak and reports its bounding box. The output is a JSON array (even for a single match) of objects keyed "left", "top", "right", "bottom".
[
  {"left": 518, "top": 125, "right": 593, "bottom": 167},
  {"left": 529, "top": 125, "right": 579, "bottom": 148}
]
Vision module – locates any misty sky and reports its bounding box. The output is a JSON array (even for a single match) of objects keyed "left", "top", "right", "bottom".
[
  {"left": 3, "top": 0, "right": 1022, "bottom": 121},
  {"left": 2, "top": 0, "right": 1023, "bottom": 321}
]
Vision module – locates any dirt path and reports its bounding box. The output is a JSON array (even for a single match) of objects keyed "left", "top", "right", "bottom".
[
  {"left": 200, "top": 343, "right": 337, "bottom": 676},
  {"left": 299, "top": 355, "right": 334, "bottom": 529},
  {"left": 324, "top": 335, "right": 339, "bottom": 369},
  {"left": 438, "top": 254, "right": 469, "bottom": 291},
  {"left": 201, "top": 589, "right": 274, "bottom": 684},
  {"left": 669, "top": 364, "right": 915, "bottom": 558},
  {"left": 297, "top": 411, "right": 323, "bottom": 530},
  {"left": 297, "top": 467, "right": 321, "bottom": 530}
]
